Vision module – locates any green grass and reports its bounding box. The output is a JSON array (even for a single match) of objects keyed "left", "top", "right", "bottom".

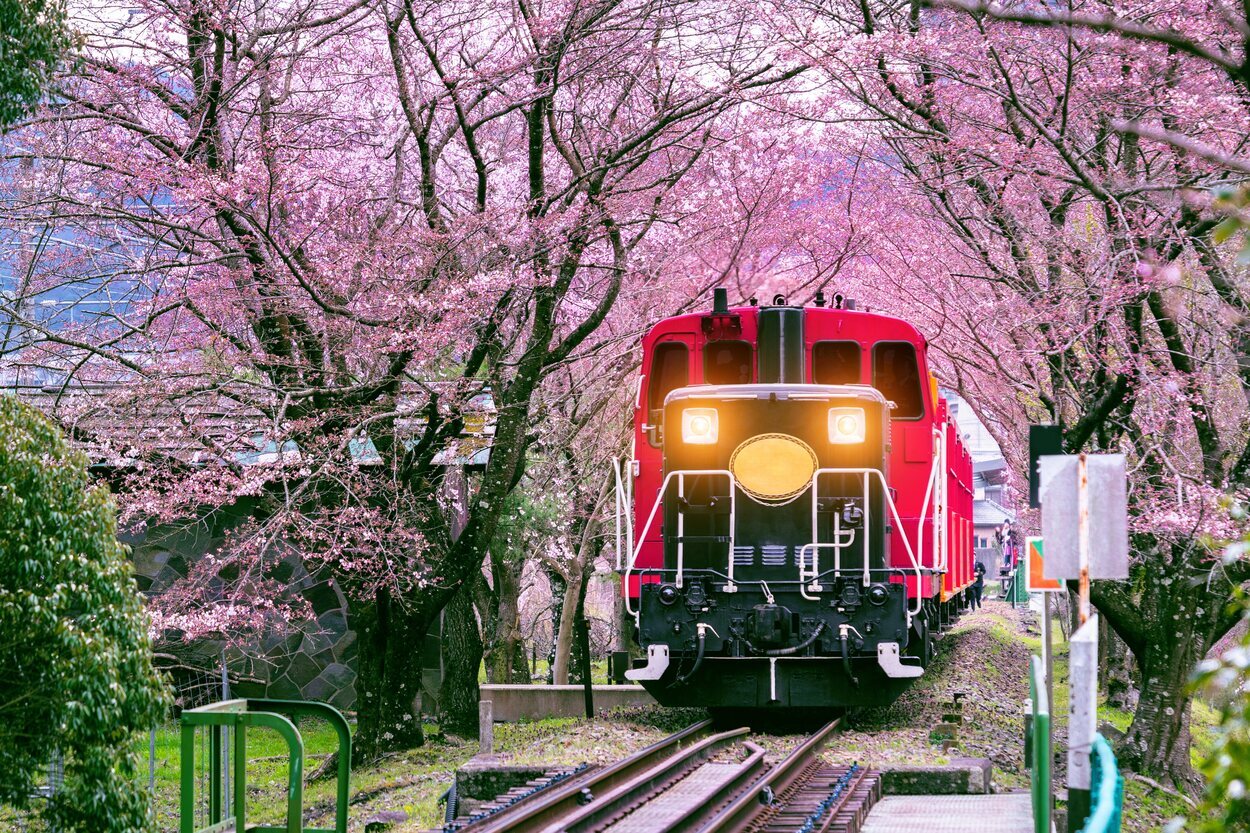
[{"left": 149, "top": 717, "right": 356, "bottom": 832}]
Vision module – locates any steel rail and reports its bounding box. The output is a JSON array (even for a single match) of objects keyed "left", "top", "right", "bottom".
[
  {"left": 539, "top": 729, "right": 756, "bottom": 833},
  {"left": 460, "top": 719, "right": 716, "bottom": 833},
  {"left": 695, "top": 717, "right": 844, "bottom": 832}
]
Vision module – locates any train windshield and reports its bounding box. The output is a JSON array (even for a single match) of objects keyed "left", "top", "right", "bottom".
[
  {"left": 704, "top": 340, "right": 753, "bottom": 385},
  {"left": 872, "top": 342, "right": 924, "bottom": 419},
  {"left": 811, "top": 341, "right": 860, "bottom": 385}
]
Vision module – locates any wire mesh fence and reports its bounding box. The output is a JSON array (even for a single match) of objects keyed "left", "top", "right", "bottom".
[{"left": 1, "top": 655, "right": 232, "bottom": 833}]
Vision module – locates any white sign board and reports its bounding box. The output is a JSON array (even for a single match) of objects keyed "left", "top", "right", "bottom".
[
  {"left": 1068, "top": 614, "right": 1100, "bottom": 792},
  {"left": 1039, "top": 454, "right": 1129, "bottom": 581}
]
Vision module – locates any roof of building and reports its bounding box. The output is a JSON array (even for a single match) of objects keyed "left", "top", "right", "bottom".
[
  {"left": 973, "top": 457, "right": 1010, "bottom": 486},
  {"left": 4, "top": 377, "right": 495, "bottom": 469},
  {"left": 974, "top": 497, "right": 1015, "bottom": 527}
]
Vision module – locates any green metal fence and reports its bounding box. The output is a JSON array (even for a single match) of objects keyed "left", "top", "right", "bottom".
[
  {"left": 1009, "top": 565, "right": 1029, "bottom": 606},
  {"left": 1027, "top": 655, "right": 1051, "bottom": 833},
  {"left": 1078, "top": 734, "right": 1123, "bottom": 833},
  {"left": 179, "top": 698, "right": 351, "bottom": 833}
]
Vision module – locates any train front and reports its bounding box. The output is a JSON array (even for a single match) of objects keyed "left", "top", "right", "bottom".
[{"left": 625, "top": 315, "right": 927, "bottom": 709}]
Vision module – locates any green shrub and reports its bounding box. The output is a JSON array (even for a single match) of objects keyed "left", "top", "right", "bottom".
[
  {"left": 1186, "top": 504, "right": 1250, "bottom": 832},
  {"left": 0, "top": 396, "right": 170, "bottom": 832}
]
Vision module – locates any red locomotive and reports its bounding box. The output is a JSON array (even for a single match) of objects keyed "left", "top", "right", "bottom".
[{"left": 616, "top": 289, "right": 974, "bottom": 709}]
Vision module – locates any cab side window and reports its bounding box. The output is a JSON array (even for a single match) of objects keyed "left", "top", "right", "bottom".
[
  {"left": 704, "top": 340, "right": 752, "bottom": 385},
  {"left": 812, "top": 341, "right": 860, "bottom": 385},
  {"left": 872, "top": 342, "right": 924, "bottom": 419},
  {"left": 648, "top": 342, "right": 689, "bottom": 414}
]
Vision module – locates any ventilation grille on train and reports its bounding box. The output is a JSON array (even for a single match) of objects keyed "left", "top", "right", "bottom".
[
  {"left": 761, "top": 545, "right": 789, "bottom": 566},
  {"left": 732, "top": 545, "right": 791, "bottom": 566}
]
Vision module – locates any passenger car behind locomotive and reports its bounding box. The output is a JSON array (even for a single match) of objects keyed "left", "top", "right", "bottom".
[{"left": 616, "top": 289, "right": 974, "bottom": 709}]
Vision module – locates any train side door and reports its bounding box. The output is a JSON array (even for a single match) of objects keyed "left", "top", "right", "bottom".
[{"left": 633, "top": 334, "right": 695, "bottom": 583}]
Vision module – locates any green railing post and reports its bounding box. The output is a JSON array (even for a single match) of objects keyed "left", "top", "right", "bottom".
[
  {"left": 1029, "top": 655, "right": 1051, "bottom": 833},
  {"left": 179, "top": 698, "right": 351, "bottom": 833},
  {"left": 1012, "top": 566, "right": 1029, "bottom": 605},
  {"left": 209, "top": 726, "right": 222, "bottom": 823},
  {"left": 180, "top": 723, "right": 195, "bottom": 833},
  {"left": 233, "top": 717, "right": 247, "bottom": 833},
  {"left": 248, "top": 699, "right": 353, "bottom": 833}
]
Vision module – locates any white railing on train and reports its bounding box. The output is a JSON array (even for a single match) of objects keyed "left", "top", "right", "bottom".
[
  {"left": 622, "top": 469, "right": 739, "bottom": 621},
  {"left": 798, "top": 467, "right": 925, "bottom": 619},
  {"left": 617, "top": 445, "right": 951, "bottom": 624}
]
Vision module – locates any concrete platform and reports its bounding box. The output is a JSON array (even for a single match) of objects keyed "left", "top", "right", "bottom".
[
  {"left": 479, "top": 684, "right": 656, "bottom": 721},
  {"left": 861, "top": 793, "right": 1034, "bottom": 832}
]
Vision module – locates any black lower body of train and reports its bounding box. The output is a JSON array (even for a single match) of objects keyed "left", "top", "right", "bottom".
[{"left": 628, "top": 569, "right": 942, "bottom": 709}]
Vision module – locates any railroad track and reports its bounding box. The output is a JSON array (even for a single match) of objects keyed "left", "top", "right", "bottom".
[{"left": 450, "top": 718, "right": 880, "bottom": 833}]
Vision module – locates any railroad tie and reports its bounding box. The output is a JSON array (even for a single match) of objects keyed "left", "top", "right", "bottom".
[{"left": 756, "top": 765, "right": 881, "bottom": 833}]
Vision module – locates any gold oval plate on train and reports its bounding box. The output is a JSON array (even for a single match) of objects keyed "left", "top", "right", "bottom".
[{"left": 729, "top": 433, "right": 818, "bottom": 504}]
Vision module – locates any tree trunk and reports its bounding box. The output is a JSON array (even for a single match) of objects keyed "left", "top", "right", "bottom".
[
  {"left": 1100, "top": 617, "right": 1136, "bottom": 711},
  {"left": 552, "top": 473, "right": 611, "bottom": 684},
  {"left": 1118, "top": 572, "right": 1209, "bottom": 788},
  {"left": 546, "top": 568, "right": 562, "bottom": 683},
  {"left": 353, "top": 588, "right": 429, "bottom": 760},
  {"left": 551, "top": 563, "right": 583, "bottom": 685},
  {"left": 574, "top": 567, "right": 594, "bottom": 696},
  {"left": 440, "top": 579, "right": 483, "bottom": 738},
  {"left": 1092, "top": 538, "right": 1235, "bottom": 790},
  {"left": 513, "top": 639, "right": 530, "bottom": 681},
  {"left": 487, "top": 549, "right": 526, "bottom": 683},
  {"left": 1123, "top": 655, "right": 1195, "bottom": 784}
]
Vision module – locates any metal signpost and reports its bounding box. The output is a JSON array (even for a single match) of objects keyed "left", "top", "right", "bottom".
[
  {"left": 1037, "top": 453, "right": 1129, "bottom": 833},
  {"left": 1069, "top": 615, "right": 1100, "bottom": 830},
  {"left": 1026, "top": 535, "right": 1060, "bottom": 794}
]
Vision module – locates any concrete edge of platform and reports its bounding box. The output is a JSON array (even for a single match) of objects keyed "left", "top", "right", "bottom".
[
  {"left": 878, "top": 757, "right": 993, "bottom": 794},
  {"left": 455, "top": 755, "right": 560, "bottom": 800}
]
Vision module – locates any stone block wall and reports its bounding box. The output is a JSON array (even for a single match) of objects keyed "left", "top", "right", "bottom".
[{"left": 123, "top": 499, "right": 358, "bottom": 710}]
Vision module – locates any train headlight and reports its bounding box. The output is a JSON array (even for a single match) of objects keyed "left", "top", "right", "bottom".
[
  {"left": 827, "top": 407, "right": 866, "bottom": 444},
  {"left": 681, "top": 408, "right": 719, "bottom": 444}
]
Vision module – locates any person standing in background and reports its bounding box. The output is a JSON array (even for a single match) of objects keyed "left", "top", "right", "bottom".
[{"left": 972, "top": 560, "right": 986, "bottom": 609}]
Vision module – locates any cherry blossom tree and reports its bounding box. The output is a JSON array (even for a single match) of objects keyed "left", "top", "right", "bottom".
[
  {"left": 772, "top": 0, "right": 1250, "bottom": 786},
  {"left": 1, "top": 0, "right": 806, "bottom": 755}
]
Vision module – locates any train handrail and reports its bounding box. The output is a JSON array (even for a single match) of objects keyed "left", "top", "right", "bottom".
[
  {"left": 804, "top": 467, "right": 925, "bottom": 619},
  {"left": 625, "top": 465, "right": 930, "bottom": 623},
  {"left": 631, "top": 565, "right": 931, "bottom": 588},
  {"left": 623, "top": 468, "right": 738, "bottom": 620},
  {"left": 612, "top": 457, "right": 634, "bottom": 573}
]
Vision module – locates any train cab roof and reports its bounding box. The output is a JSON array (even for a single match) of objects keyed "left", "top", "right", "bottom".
[{"left": 637, "top": 294, "right": 936, "bottom": 425}]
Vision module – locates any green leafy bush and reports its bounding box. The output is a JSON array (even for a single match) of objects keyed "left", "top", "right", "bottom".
[
  {"left": 0, "top": 396, "right": 169, "bottom": 831},
  {"left": 1187, "top": 502, "right": 1250, "bottom": 832},
  {"left": 0, "top": 0, "right": 73, "bottom": 127}
]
